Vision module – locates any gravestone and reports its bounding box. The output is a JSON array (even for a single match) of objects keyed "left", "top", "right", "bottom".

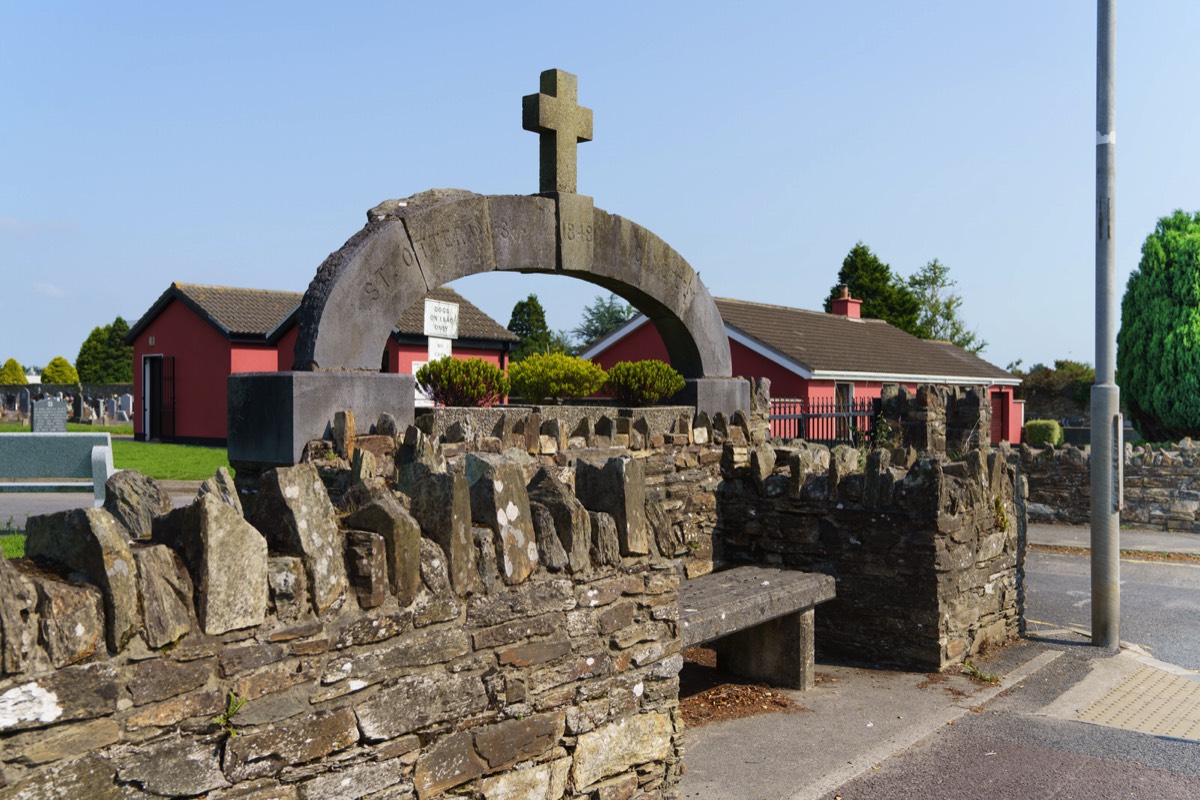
[
  {"left": 31, "top": 398, "right": 69, "bottom": 433},
  {"left": 118, "top": 394, "right": 134, "bottom": 415},
  {"left": 106, "top": 398, "right": 118, "bottom": 419},
  {"left": 17, "top": 388, "right": 30, "bottom": 416}
]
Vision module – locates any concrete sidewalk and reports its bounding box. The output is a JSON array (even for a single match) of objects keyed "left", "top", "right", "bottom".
[
  {"left": 1028, "top": 521, "right": 1200, "bottom": 556},
  {"left": 681, "top": 524, "right": 1200, "bottom": 799},
  {"left": 682, "top": 632, "right": 1200, "bottom": 799}
]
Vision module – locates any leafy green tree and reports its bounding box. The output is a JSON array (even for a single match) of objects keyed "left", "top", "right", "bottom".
[
  {"left": 907, "top": 259, "right": 987, "bottom": 354},
  {"left": 0, "top": 358, "right": 27, "bottom": 385},
  {"left": 507, "top": 294, "right": 568, "bottom": 361},
  {"left": 40, "top": 356, "right": 79, "bottom": 384},
  {"left": 76, "top": 316, "right": 134, "bottom": 383},
  {"left": 824, "top": 243, "right": 923, "bottom": 336},
  {"left": 572, "top": 294, "right": 636, "bottom": 351},
  {"left": 1015, "top": 360, "right": 1094, "bottom": 416},
  {"left": 1117, "top": 210, "right": 1200, "bottom": 439}
]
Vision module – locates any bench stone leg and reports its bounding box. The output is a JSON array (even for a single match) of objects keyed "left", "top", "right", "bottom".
[
  {"left": 91, "top": 445, "right": 113, "bottom": 509},
  {"left": 712, "top": 608, "right": 815, "bottom": 690}
]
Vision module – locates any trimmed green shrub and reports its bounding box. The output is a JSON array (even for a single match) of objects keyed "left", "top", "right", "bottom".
[
  {"left": 509, "top": 352, "right": 607, "bottom": 405},
  {"left": 1024, "top": 419, "right": 1063, "bottom": 447},
  {"left": 415, "top": 357, "right": 509, "bottom": 407},
  {"left": 41, "top": 356, "right": 79, "bottom": 384},
  {"left": 604, "top": 360, "right": 686, "bottom": 407},
  {"left": 0, "top": 359, "right": 26, "bottom": 385}
]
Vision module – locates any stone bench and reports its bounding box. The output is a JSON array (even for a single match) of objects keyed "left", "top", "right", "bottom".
[
  {"left": 680, "top": 565, "right": 836, "bottom": 690},
  {"left": 0, "top": 432, "right": 116, "bottom": 508}
]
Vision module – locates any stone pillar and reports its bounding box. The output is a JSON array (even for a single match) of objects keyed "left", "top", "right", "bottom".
[{"left": 227, "top": 372, "right": 415, "bottom": 472}]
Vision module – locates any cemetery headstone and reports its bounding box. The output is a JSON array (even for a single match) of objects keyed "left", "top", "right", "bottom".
[
  {"left": 31, "top": 398, "right": 69, "bottom": 433},
  {"left": 106, "top": 398, "right": 118, "bottom": 419},
  {"left": 118, "top": 394, "right": 134, "bottom": 415},
  {"left": 17, "top": 388, "right": 30, "bottom": 416}
]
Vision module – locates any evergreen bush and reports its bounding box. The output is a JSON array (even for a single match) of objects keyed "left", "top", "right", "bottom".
[
  {"left": 0, "top": 359, "right": 26, "bottom": 385},
  {"left": 414, "top": 357, "right": 509, "bottom": 407},
  {"left": 1117, "top": 210, "right": 1200, "bottom": 439},
  {"left": 1023, "top": 419, "right": 1063, "bottom": 447},
  {"left": 508, "top": 352, "right": 607, "bottom": 404},
  {"left": 41, "top": 356, "right": 79, "bottom": 384},
  {"left": 603, "top": 360, "right": 685, "bottom": 407}
]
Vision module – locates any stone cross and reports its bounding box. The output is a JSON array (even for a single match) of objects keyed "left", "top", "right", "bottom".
[{"left": 522, "top": 68, "right": 593, "bottom": 194}]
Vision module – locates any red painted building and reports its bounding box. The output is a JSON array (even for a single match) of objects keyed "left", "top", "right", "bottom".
[
  {"left": 582, "top": 292, "right": 1024, "bottom": 443},
  {"left": 126, "top": 283, "right": 516, "bottom": 444}
]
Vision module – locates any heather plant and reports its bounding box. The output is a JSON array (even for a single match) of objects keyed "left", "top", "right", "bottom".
[
  {"left": 509, "top": 352, "right": 606, "bottom": 404},
  {"left": 603, "top": 360, "right": 685, "bottom": 407},
  {"left": 415, "top": 357, "right": 509, "bottom": 407}
]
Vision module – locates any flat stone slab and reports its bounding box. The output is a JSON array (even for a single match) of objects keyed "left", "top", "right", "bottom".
[{"left": 679, "top": 566, "right": 835, "bottom": 648}]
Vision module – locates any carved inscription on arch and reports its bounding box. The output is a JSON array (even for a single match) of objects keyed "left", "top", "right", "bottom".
[
  {"left": 296, "top": 192, "right": 732, "bottom": 380},
  {"left": 363, "top": 242, "right": 418, "bottom": 302}
]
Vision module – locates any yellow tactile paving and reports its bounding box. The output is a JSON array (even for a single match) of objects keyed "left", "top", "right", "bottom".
[{"left": 1078, "top": 666, "right": 1200, "bottom": 740}]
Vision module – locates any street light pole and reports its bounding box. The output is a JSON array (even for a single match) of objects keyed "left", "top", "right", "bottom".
[{"left": 1091, "top": 0, "right": 1121, "bottom": 650}]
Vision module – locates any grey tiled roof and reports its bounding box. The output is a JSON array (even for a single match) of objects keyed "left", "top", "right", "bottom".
[
  {"left": 174, "top": 283, "right": 303, "bottom": 337},
  {"left": 713, "top": 297, "right": 1014, "bottom": 382},
  {"left": 127, "top": 282, "right": 517, "bottom": 344}
]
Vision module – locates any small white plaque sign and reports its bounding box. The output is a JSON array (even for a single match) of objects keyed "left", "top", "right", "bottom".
[
  {"left": 424, "top": 300, "right": 460, "bottom": 339},
  {"left": 428, "top": 337, "right": 452, "bottom": 361}
]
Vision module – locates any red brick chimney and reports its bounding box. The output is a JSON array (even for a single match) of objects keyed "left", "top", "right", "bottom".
[{"left": 831, "top": 286, "right": 862, "bottom": 319}]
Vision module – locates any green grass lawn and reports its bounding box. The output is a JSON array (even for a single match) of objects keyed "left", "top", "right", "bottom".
[
  {"left": 112, "top": 439, "right": 230, "bottom": 481},
  {"left": 0, "top": 425, "right": 227, "bottom": 480},
  {"left": 1, "top": 534, "right": 25, "bottom": 559},
  {"left": 0, "top": 423, "right": 135, "bottom": 434}
]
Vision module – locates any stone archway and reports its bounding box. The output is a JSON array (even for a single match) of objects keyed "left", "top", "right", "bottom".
[
  {"left": 291, "top": 188, "right": 732, "bottom": 382},
  {"left": 229, "top": 68, "right": 748, "bottom": 470}
]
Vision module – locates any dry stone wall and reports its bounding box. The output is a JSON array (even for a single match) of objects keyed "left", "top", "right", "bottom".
[
  {"left": 0, "top": 455, "right": 684, "bottom": 799},
  {"left": 717, "top": 442, "right": 1024, "bottom": 670},
  {"left": 373, "top": 398, "right": 1020, "bottom": 671},
  {"left": 1022, "top": 441, "right": 1200, "bottom": 531},
  {"left": 0, "top": 387, "right": 1024, "bottom": 798}
]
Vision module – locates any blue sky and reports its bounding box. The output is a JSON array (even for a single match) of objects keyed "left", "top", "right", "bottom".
[{"left": 3, "top": 2, "right": 1198, "bottom": 374}]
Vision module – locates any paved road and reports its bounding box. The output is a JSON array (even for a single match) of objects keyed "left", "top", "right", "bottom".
[
  {"left": 685, "top": 543, "right": 1200, "bottom": 799},
  {"left": 0, "top": 487, "right": 197, "bottom": 531},
  {"left": 1026, "top": 548, "right": 1200, "bottom": 670}
]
